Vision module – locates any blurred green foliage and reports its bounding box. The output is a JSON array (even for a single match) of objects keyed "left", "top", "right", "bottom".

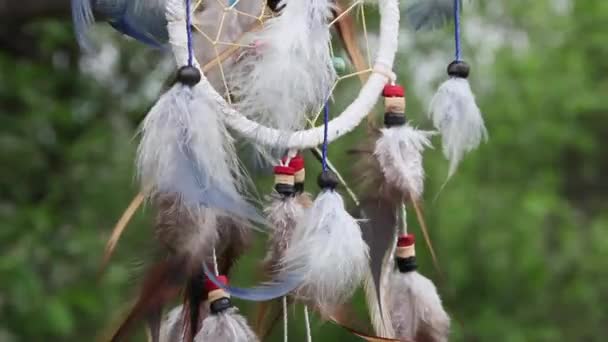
[{"left": 1, "top": 1, "right": 607, "bottom": 341}]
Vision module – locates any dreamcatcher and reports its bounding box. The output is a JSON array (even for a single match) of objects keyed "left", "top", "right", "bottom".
[{"left": 71, "top": 0, "right": 487, "bottom": 341}]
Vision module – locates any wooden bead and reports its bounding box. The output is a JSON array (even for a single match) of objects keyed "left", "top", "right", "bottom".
[
  {"left": 318, "top": 170, "right": 339, "bottom": 190},
  {"left": 294, "top": 168, "right": 305, "bottom": 184},
  {"left": 384, "top": 96, "right": 405, "bottom": 113},
  {"left": 396, "top": 245, "right": 416, "bottom": 258},
  {"left": 207, "top": 288, "right": 230, "bottom": 305},
  {"left": 274, "top": 174, "right": 295, "bottom": 186},
  {"left": 382, "top": 84, "right": 405, "bottom": 97},
  {"left": 447, "top": 60, "right": 470, "bottom": 78}
]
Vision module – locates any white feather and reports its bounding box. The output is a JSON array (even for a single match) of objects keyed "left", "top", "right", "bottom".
[
  {"left": 137, "top": 83, "right": 260, "bottom": 222},
  {"left": 374, "top": 125, "right": 435, "bottom": 200},
  {"left": 429, "top": 77, "right": 488, "bottom": 178},
  {"left": 281, "top": 190, "right": 369, "bottom": 312},
  {"left": 264, "top": 195, "right": 305, "bottom": 269},
  {"left": 159, "top": 306, "right": 184, "bottom": 342},
  {"left": 228, "top": 0, "right": 337, "bottom": 131},
  {"left": 195, "top": 307, "right": 259, "bottom": 342},
  {"left": 387, "top": 271, "right": 450, "bottom": 342}
]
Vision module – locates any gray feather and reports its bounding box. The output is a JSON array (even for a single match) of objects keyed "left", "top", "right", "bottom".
[
  {"left": 358, "top": 198, "right": 399, "bottom": 329},
  {"left": 137, "top": 84, "right": 264, "bottom": 225}
]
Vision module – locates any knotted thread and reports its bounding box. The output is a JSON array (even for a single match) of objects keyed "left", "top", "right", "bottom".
[{"left": 321, "top": 102, "right": 330, "bottom": 171}]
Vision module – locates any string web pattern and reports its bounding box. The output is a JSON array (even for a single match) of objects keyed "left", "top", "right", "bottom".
[{"left": 190, "top": 0, "right": 375, "bottom": 139}]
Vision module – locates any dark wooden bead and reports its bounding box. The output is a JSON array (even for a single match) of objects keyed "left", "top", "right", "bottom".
[
  {"left": 395, "top": 256, "right": 418, "bottom": 273},
  {"left": 447, "top": 60, "right": 470, "bottom": 78},
  {"left": 209, "top": 297, "right": 233, "bottom": 314},
  {"left": 177, "top": 65, "right": 201, "bottom": 86},
  {"left": 384, "top": 112, "right": 406, "bottom": 127},
  {"left": 294, "top": 183, "right": 304, "bottom": 194},
  {"left": 275, "top": 183, "right": 295, "bottom": 196},
  {"left": 317, "top": 170, "right": 339, "bottom": 190},
  {"left": 267, "top": 0, "right": 285, "bottom": 12}
]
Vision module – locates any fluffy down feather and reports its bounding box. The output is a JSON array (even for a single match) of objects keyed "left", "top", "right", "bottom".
[
  {"left": 159, "top": 306, "right": 185, "bottom": 342},
  {"left": 429, "top": 77, "right": 488, "bottom": 178},
  {"left": 228, "top": 0, "right": 336, "bottom": 131},
  {"left": 387, "top": 271, "right": 450, "bottom": 342},
  {"left": 154, "top": 193, "right": 218, "bottom": 259},
  {"left": 374, "top": 125, "right": 435, "bottom": 201},
  {"left": 282, "top": 190, "right": 369, "bottom": 312},
  {"left": 136, "top": 83, "right": 261, "bottom": 223},
  {"left": 404, "top": 0, "right": 458, "bottom": 30},
  {"left": 195, "top": 308, "right": 259, "bottom": 342},
  {"left": 263, "top": 195, "right": 305, "bottom": 273}
]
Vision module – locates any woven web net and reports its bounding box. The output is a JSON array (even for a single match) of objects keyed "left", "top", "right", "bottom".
[{"left": 190, "top": 0, "right": 375, "bottom": 133}]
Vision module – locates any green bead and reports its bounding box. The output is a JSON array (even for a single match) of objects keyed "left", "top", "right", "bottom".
[{"left": 332, "top": 57, "right": 347, "bottom": 74}]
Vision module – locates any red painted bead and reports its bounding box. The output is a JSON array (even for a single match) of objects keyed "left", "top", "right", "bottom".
[
  {"left": 274, "top": 165, "right": 295, "bottom": 175},
  {"left": 204, "top": 275, "right": 229, "bottom": 292},
  {"left": 397, "top": 234, "right": 415, "bottom": 247},
  {"left": 382, "top": 84, "right": 405, "bottom": 97},
  {"left": 287, "top": 155, "right": 305, "bottom": 172}
]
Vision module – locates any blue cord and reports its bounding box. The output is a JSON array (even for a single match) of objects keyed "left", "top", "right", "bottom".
[
  {"left": 321, "top": 102, "right": 329, "bottom": 172},
  {"left": 454, "top": 0, "right": 461, "bottom": 61},
  {"left": 186, "top": 0, "right": 194, "bottom": 66}
]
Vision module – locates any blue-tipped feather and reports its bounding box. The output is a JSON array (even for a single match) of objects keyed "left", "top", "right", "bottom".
[
  {"left": 137, "top": 84, "right": 264, "bottom": 226},
  {"left": 404, "top": 0, "right": 459, "bottom": 30},
  {"left": 203, "top": 264, "right": 303, "bottom": 301},
  {"left": 167, "top": 143, "right": 264, "bottom": 225},
  {"left": 71, "top": 0, "right": 96, "bottom": 50},
  {"left": 71, "top": 0, "right": 168, "bottom": 49}
]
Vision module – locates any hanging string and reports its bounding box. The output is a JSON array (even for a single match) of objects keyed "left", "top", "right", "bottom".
[
  {"left": 453, "top": 0, "right": 461, "bottom": 61},
  {"left": 212, "top": 248, "right": 219, "bottom": 276},
  {"left": 401, "top": 203, "right": 408, "bottom": 235},
  {"left": 321, "top": 102, "right": 330, "bottom": 171},
  {"left": 282, "top": 297, "right": 288, "bottom": 342},
  {"left": 304, "top": 306, "right": 312, "bottom": 342},
  {"left": 186, "top": 0, "right": 195, "bottom": 66}
]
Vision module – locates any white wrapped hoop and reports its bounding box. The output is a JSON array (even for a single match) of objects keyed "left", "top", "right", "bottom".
[{"left": 166, "top": 0, "right": 400, "bottom": 149}]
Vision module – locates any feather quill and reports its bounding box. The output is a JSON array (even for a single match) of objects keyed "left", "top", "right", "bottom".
[
  {"left": 429, "top": 77, "right": 487, "bottom": 178},
  {"left": 228, "top": 0, "right": 337, "bottom": 131}
]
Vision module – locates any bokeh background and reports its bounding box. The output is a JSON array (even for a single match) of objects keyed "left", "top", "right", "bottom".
[{"left": 1, "top": 1, "right": 607, "bottom": 341}]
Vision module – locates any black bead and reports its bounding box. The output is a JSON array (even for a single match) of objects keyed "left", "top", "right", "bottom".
[
  {"left": 384, "top": 112, "right": 406, "bottom": 127},
  {"left": 209, "top": 297, "right": 233, "bottom": 314},
  {"left": 395, "top": 256, "right": 418, "bottom": 273},
  {"left": 447, "top": 60, "right": 470, "bottom": 78},
  {"left": 294, "top": 183, "right": 304, "bottom": 194},
  {"left": 267, "top": 0, "right": 285, "bottom": 12},
  {"left": 317, "top": 170, "right": 339, "bottom": 190},
  {"left": 177, "top": 65, "right": 201, "bottom": 86},
  {"left": 275, "top": 183, "right": 295, "bottom": 196}
]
